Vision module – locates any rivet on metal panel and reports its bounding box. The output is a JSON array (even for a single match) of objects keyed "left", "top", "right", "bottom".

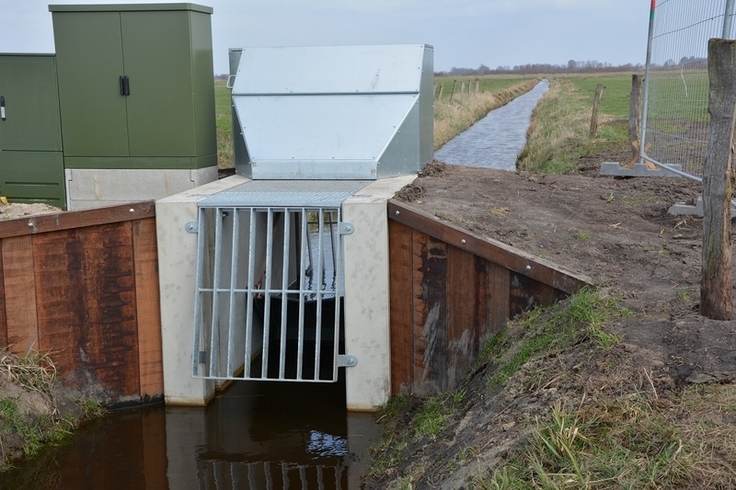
[
  {"left": 339, "top": 222, "right": 354, "bottom": 235},
  {"left": 337, "top": 355, "right": 358, "bottom": 368},
  {"left": 461, "top": 239, "right": 466, "bottom": 244},
  {"left": 129, "top": 208, "right": 135, "bottom": 213},
  {"left": 185, "top": 221, "right": 199, "bottom": 234},
  {"left": 526, "top": 265, "right": 532, "bottom": 271},
  {"left": 395, "top": 210, "right": 400, "bottom": 215},
  {"left": 27, "top": 221, "right": 33, "bottom": 227}
]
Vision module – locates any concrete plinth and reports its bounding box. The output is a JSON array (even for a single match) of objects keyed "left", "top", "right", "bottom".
[
  {"left": 66, "top": 167, "right": 218, "bottom": 210},
  {"left": 156, "top": 175, "right": 250, "bottom": 406},
  {"left": 600, "top": 161, "right": 683, "bottom": 178},
  {"left": 668, "top": 196, "right": 736, "bottom": 218}
]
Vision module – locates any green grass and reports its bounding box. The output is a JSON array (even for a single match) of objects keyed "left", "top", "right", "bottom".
[
  {"left": 214, "top": 79, "right": 234, "bottom": 169},
  {"left": 481, "top": 383, "right": 736, "bottom": 489},
  {"left": 563, "top": 72, "right": 636, "bottom": 119},
  {"left": 485, "top": 288, "right": 629, "bottom": 387},
  {"left": 434, "top": 75, "right": 538, "bottom": 99},
  {"left": 518, "top": 76, "right": 631, "bottom": 173}
]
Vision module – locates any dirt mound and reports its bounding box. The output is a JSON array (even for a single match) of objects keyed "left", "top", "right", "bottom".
[
  {"left": 365, "top": 164, "right": 736, "bottom": 488},
  {"left": 0, "top": 203, "right": 62, "bottom": 220}
]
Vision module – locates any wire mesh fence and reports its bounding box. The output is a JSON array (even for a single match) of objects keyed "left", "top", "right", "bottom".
[{"left": 642, "top": 0, "right": 736, "bottom": 178}]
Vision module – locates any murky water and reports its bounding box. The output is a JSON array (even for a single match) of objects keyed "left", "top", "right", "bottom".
[
  {"left": 0, "top": 379, "right": 379, "bottom": 489},
  {"left": 435, "top": 79, "right": 549, "bottom": 171}
]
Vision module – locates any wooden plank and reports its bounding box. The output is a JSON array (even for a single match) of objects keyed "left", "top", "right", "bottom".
[
  {"left": 388, "top": 220, "right": 415, "bottom": 395},
  {"left": 2, "top": 236, "right": 39, "bottom": 353},
  {"left": 509, "top": 271, "right": 567, "bottom": 318},
  {"left": 388, "top": 200, "right": 591, "bottom": 294},
  {"left": 34, "top": 223, "right": 140, "bottom": 399},
  {"left": 412, "top": 231, "right": 448, "bottom": 395},
  {"left": 411, "top": 232, "right": 429, "bottom": 393},
  {"left": 476, "top": 258, "right": 510, "bottom": 343},
  {"left": 0, "top": 200, "right": 155, "bottom": 239},
  {"left": 446, "top": 244, "right": 477, "bottom": 389},
  {"left": 34, "top": 229, "right": 86, "bottom": 371},
  {"left": 0, "top": 243, "right": 6, "bottom": 347},
  {"left": 83, "top": 222, "right": 140, "bottom": 399},
  {"left": 133, "top": 218, "right": 163, "bottom": 399}
]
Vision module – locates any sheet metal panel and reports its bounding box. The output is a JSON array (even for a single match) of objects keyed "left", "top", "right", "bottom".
[
  {"left": 231, "top": 44, "right": 434, "bottom": 180},
  {"left": 231, "top": 45, "right": 425, "bottom": 95}
]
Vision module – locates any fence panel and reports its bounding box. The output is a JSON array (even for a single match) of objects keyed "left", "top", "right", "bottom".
[{"left": 643, "top": 0, "right": 736, "bottom": 177}]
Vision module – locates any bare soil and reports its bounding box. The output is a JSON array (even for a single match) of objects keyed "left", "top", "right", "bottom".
[{"left": 365, "top": 159, "right": 736, "bottom": 488}]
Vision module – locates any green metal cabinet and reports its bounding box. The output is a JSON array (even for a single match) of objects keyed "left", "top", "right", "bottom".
[
  {"left": 50, "top": 3, "right": 217, "bottom": 170},
  {"left": 0, "top": 54, "right": 66, "bottom": 207}
]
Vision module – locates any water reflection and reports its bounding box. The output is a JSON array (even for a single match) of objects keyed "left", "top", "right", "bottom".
[
  {"left": 435, "top": 79, "right": 550, "bottom": 171},
  {"left": 0, "top": 380, "right": 378, "bottom": 489}
]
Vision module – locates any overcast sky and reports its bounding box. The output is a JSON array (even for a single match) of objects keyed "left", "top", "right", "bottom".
[{"left": 1, "top": 0, "right": 650, "bottom": 75}]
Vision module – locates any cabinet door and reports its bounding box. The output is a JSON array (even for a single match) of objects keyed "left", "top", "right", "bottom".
[
  {"left": 121, "top": 11, "right": 196, "bottom": 157},
  {"left": 0, "top": 151, "right": 66, "bottom": 208},
  {"left": 0, "top": 56, "right": 62, "bottom": 152},
  {"left": 53, "top": 12, "right": 129, "bottom": 157}
]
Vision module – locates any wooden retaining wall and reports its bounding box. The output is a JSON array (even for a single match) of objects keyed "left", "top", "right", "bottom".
[
  {"left": 388, "top": 200, "right": 591, "bottom": 396},
  {"left": 0, "top": 202, "right": 162, "bottom": 405}
]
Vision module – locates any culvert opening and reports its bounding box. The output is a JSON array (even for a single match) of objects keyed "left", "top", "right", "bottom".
[{"left": 192, "top": 180, "right": 367, "bottom": 383}]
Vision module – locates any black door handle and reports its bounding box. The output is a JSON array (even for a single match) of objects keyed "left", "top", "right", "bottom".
[
  {"left": 0, "top": 95, "right": 5, "bottom": 120},
  {"left": 119, "top": 76, "right": 130, "bottom": 96}
]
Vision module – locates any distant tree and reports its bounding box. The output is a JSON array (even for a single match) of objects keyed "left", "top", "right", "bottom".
[
  {"left": 477, "top": 64, "right": 491, "bottom": 74},
  {"left": 567, "top": 59, "right": 577, "bottom": 71}
]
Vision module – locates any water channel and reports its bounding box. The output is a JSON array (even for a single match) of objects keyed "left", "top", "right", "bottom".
[
  {"left": 0, "top": 81, "right": 548, "bottom": 490},
  {"left": 435, "top": 79, "right": 549, "bottom": 171}
]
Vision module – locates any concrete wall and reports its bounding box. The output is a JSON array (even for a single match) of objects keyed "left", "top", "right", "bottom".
[
  {"left": 67, "top": 167, "right": 218, "bottom": 211},
  {"left": 342, "top": 175, "right": 416, "bottom": 411},
  {"left": 156, "top": 175, "right": 250, "bottom": 406}
]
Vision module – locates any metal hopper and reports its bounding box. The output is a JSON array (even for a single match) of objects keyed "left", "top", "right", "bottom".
[{"left": 229, "top": 44, "right": 434, "bottom": 180}]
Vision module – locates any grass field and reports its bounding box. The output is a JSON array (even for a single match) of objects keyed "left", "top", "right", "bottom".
[{"left": 518, "top": 72, "right": 637, "bottom": 173}]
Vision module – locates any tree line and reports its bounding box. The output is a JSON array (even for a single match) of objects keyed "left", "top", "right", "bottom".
[{"left": 437, "top": 60, "right": 645, "bottom": 76}]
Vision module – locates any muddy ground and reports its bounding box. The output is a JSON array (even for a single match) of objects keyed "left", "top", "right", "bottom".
[{"left": 365, "top": 158, "right": 736, "bottom": 488}]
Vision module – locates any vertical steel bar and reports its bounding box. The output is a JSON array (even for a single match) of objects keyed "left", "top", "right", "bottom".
[
  {"left": 261, "top": 209, "right": 274, "bottom": 378},
  {"left": 297, "top": 210, "right": 308, "bottom": 379},
  {"left": 332, "top": 209, "right": 342, "bottom": 381},
  {"left": 279, "top": 210, "right": 291, "bottom": 379},
  {"left": 314, "top": 210, "right": 325, "bottom": 380},
  {"left": 226, "top": 209, "right": 239, "bottom": 377},
  {"left": 208, "top": 207, "right": 224, "bottom": 377},
  {"left": 244, "top": 208, "right": 257, "bottom": 378},
  {"left": 192, "top": 207, "right": 207, "bottom": 376},
  {"left": 639, "top": 0, "right": 656, "bottom": 166}
]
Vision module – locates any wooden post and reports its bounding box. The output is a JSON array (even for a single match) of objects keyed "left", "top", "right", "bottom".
[
  {"left": 449, "top": 79, "right": 457, "bottom": 101},
  {"left": 629, "top": 74, "right": 643, "bottom": 161},
  {"left": 436, "top": 83, "right": 444, "bottom": 101},
  {"left": 701, "top": 38, "right": 736, "bottom": 320},
  {"left": 589, "top": 83, "right": 605, "bottom": 137}
]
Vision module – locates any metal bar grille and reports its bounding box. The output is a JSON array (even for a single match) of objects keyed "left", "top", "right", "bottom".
[{"left": 192, "top": 205, "right": 345, "bottom": 383}]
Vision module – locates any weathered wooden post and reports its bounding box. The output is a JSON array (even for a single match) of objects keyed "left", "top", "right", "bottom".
[
  {"left": 589, "top": 83, "right": 605, "bottom": 137},
  {"left": 449, "top": 79, "right": 457, "bottom": 101},
  {"left": 629, "top": 74, "right": 643, "bottom": 161},
  {"left": 701, "top": 38, "right": 736, "bottom": 320}
]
